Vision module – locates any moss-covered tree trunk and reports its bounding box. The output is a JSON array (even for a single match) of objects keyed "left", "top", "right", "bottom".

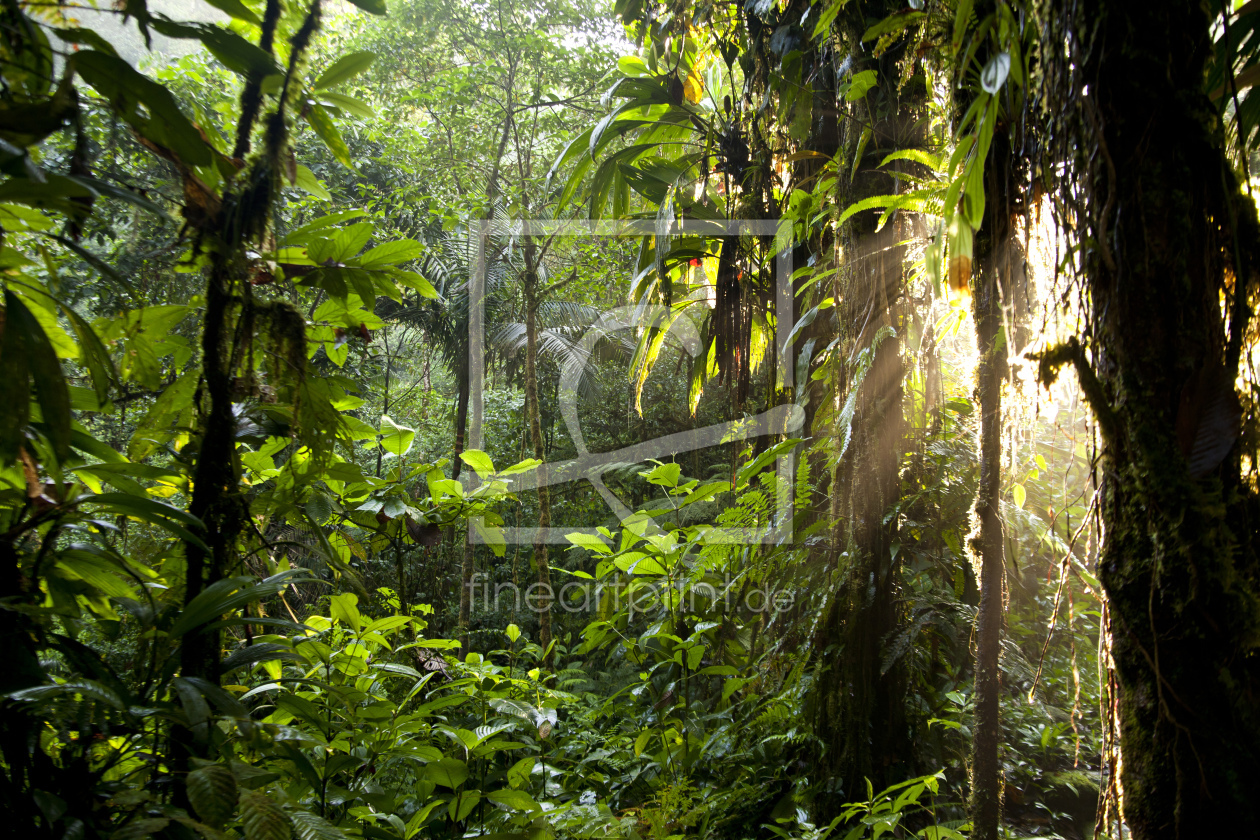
[
  {"left": 810, "top": 25, "right": 926, "bottom": 807},
  {"left": 1045, "top": 0, "right": 1260, "bottom": 834},
  {"left": 968, "top": 175, "right": 1009, "bottom": 840}
]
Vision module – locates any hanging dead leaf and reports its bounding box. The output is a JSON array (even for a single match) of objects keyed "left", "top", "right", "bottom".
[
  {"left": 19, "top": 448, "right": 41, "bottom": 499},
  {"left": 405, "top": 516, "right": 442, "bottom": 546},
  {"left": 683, "top": 69, "right": 704, "bottom": 104},
  {"left": 947, "top": 254, "right": 972, "bottom": 294},
  {"left": 669, "top": 75, "right": 686, "bottom": 106}
]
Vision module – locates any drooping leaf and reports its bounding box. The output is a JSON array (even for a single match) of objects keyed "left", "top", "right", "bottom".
[
  {"left": 170, "top": 574, "right": 301, "bottom": 636},
  {"left": 343, "top": 0, "right": 387, "bottom": 14},
  {"left": 73, "top": 51, "right": 212, "bottom": 167},
  {"left": 358, "top": 239, "right": 422, "bottom": 268},
  {"left": 304, "top": 104, "right": 353, "bottom": 169},
  {"left": 315, "top": 52, "right": 376, "bottom": 90},
  {"left": 187, "top": 763, "right": 237, "bottom": 828},
  {"left": 316, "top": 92, "right": 376, "bottom": 119},
  {"left": 447, "top": 789, "right": 480, "bottom": 822},
  {"left": 290, "top": 811, "right": 348, "bottom": 840},
  {"left": 199, "top": 0, "right": 262, "bottom": 24},
  {"left": 294, "top": 165, "right": 331, "bottom": 199},
  {"left": 3, "top": 289, "right": 70, "bottom": 460},
  {"left": 240, "top": 791, "right": 290, "bottom": 840},
  {"left": 149, "top": 20, "right": 280, "bottom": 78},
  {"left": 0, "top": 291, "right": 33, "bottom": 463}
]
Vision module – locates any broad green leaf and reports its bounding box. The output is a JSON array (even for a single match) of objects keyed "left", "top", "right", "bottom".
[
  {"left": 506, "top": 756, "right": 534, "bottom": 788},
  {"left": 378, "top": 415, "right": 415, "bottom": 457},
  {"left": 405, "top": 800, "right": 445, "bottom": 837},
  {"left": 845, "top": 69, "right": 877, "bottom": 101},
  {"left": 459, "top": 449, "right": 495, "bottom": 478},
  {"left": 129, "top": 371, "right": 198, "bottom": 461},
  {"left": 149, "top": 20, "right": 279, "bottom": 78},
  {"left": 239, "top": 791, "right": 290, "bottom": 840},
  {"left": 566, "top": 532, "right": 612, "bottom": 554},
  {"left": 10, "top": 679, "right": 127, "bottom": 710},
  {"left": 700, "top": 664, "right": 738, "bottom": 676},
  {"left": 73, "top": 51, "right": 212, "bottom": 167},
  {"left": 448, "top": 789, "right": 480, "bottom": 822},
  {"left": 358, "top": 239, "right": 422, "bottom": 268},
  {"left": 187, "top": 764, "right": 236, "bottom": 829},
  {"left": 364, "top": 615, "right": 411, "bottom": 634},
  {"left": 329, "top": 592, "right": 362, "bottom": 631},
  {"left": 634, "top": 730, "right": 652, "bottom": 756},
  {"left": 812, "top": 0, "right": 850, "bottom": 38},
  {"left": 615, "top": 553, "right": 666, "bottom": 576},
  {"left": 170, "top": 573, "right": 301, "bottom": 636},
  {"left": 200, "top": 0, "right": 262, "bottom": 23},
  {"left": 305, "top": 103, "right": 353, "bottom": 169},
  {"left": 283, "top": 211, "right": 369, "bottom": 246},
  {"left": 0, "top": 291, "right": 50, "bottom": 461},
  {"left": 426, "top": 757, "right": 469, "bottom": 789},
  {"left": 682, "top": 481, "right": 731, "bottom": 506},
  {"left": 642, "top": 461, "right": 681, "bottom": 487},
  {"left": 486, "top": 788, "right": 539, "bottom": 812},
  {"left": 862, "top": 10, "right": 926, "bottom": 43},
  {"left": 315, "top": 52, "right": 375, "bottom": 90},
  {"left": 82, "top": 493, "right": 207, "bottom": 551},
  {"left": 496, "top": 458, "right": 542, "bottom": 476},
  {"left": 617, "top": 55, "right": 650, "bottom": 77},
  {"left": 317, "top": 91, "right": 376, "bottom": 119},
  {"left": 294, "top": 164, "right": 331, "bottom": 199},
  {"left": 291, "top": 811, "right": 348, "bottom": 840}
]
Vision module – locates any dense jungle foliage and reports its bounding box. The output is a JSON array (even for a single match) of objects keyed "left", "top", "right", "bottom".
[{"left": 3, "top": 0, "right": 1259, "bottom": 838}]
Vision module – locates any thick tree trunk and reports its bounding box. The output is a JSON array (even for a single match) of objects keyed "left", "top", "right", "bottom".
[
  {"left": 171, "top": 260, "right": 245, "bottom": 804},
  {"left": 814, "top": 196, "right": 911, "bottom": 807},
  {"left": 811, "top": 31, "right": 924, "bottom": 807},
  {"left": 1047, "top": 0, "right": 1260, "bottom": 834}
]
